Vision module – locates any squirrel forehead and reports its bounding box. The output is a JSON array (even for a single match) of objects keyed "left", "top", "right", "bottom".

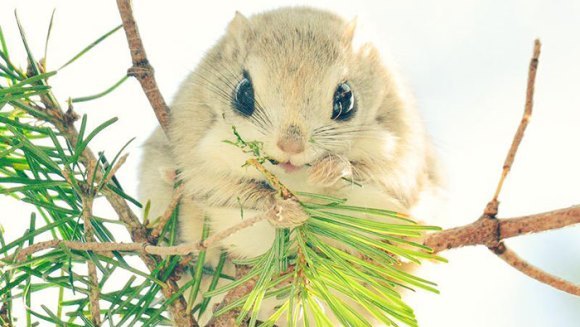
[
  {"left": 229, "top": 8, "right": 354, "bottom": 75},
  {"left": 225, "top": 8, "right": 356, "bottom": 99}
]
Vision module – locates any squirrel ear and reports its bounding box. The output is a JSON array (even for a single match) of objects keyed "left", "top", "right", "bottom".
[
  {"left": 227, "top": 11, "right": 252, "bottom": 42},
  {"left": 342, "top": 17, "right": 357, "bottom": 47},
  {"left": 225, "top": 11, "right": 253, "bottom": 59}
]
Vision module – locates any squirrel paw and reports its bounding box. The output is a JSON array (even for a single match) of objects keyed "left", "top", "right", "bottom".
[
  {"left": 307, "top": 155, "right": 352, "bottom": 187},
  {"left": 266, "top": 198, "right": 309, "bottom": 228}
]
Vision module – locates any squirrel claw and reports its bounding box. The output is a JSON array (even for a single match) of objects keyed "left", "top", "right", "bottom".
[
  {"left": 266, "top": 198, "right": 308, "bottom": 228},
  {"left": 308, "top": 155, "right": 352, "bottom": 187}
]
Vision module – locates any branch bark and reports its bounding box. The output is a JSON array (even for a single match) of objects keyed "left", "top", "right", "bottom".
[
  {"left": 150, "top": 183, "right": 185, "bottom": 241},
  {"left": 5, "top": 212, "right": 269, "bottom": 262},
  {"left": 80, "top": 194, "right": 101, "bottom": 326},
  {"left": 7, "top": 204, "right": 578, "bottom": 258},
  {"left": 491, "top": 245, "right": 580, "bottom": 296},
  {"left": 470, "top": 39, "right": 580, "bottom": 297},
  {"left": 423, "top": 206, "right": 580, "bottom": 252},
  {"left": 116, "top": 0, "right": 171, "bottom": 132},
  {"left": 114, "top": 1, "right": 195, "bottom": 325},
  {"left": 205, "top": 266, "right": 256, "bottom": 327},
  {"left": 6, "top": 205, "right": 578, "bottom": 263},
  {"left": 42, "top": 90, "right": 196, "bottom": 327},
  {"left": 486, "top": 39, "right": 541, "bottom": 213}
]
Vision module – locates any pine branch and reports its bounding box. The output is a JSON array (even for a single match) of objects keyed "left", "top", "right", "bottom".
[
  {"left": 3, "top": 212, "right": 269, "bottom": 262},
  {"left": 46, "top": 108, "right": 148, "bottom": 242},
  {"left": 205, "top": 266, "right": 257, "bottom": 327},
  {"left": 491, "top": 245, "right": 580, "bottom": 296},
  {"left": 424, "top": 206, "right": 580, "bottom": 252},
  {"left": 81, "top": 196, "right": 101, "bottom": 326},
  {"left": 150, "top": 183, "right": 185, "bottom": 241},
  {"left": 3, "top": 204, "right": 577, "bottom": 268},
  {"left": 479, "top": 39, "right": 579, "bottom": 297},
  {"left": 115, "top": 0, "right": 171, "bottom": 133},
  {"left": 1, "top": 9, "right": 194, "bottom": 326},
  {"left": 113, "top": 0, "right": 196, "bottom": 324}
]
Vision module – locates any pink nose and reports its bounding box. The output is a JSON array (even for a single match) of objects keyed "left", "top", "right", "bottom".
[{"left": 277, "top": 138, "right": 305, "bottom": 154}]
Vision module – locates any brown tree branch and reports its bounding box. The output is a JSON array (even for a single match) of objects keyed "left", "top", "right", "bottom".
[
  {"left": 471, "top": 39, "right": 580, "bottom": 297},
  {"left": 114, "top": 1, "right": 196, "bottom": 325},
  {"left": 4, "top": 212, "right": 270, "bottom": 263},
  {"left": 116, "top": 0, "right": 171, "bottom": 132},
  {"left": 100, "top": 153, "right": 129, "bottom": 187},
  {"left": 39, "top": 106, "right": 196, "bottom": 327},
  {"left": 205, "top": 266, "right": 256, "bottom": 327},
  {"left": 81, "top": 196, "right": 102, "bottom": 326},
  {"left": 150, "top": 183, "right": 185, "bottom": 241},
  {"left": 423, "top": 206, "right": 580, "bottom": 252},
  {"left": 4, "top": 205, "right": 576, "bottom": 266},
  {"left": 485, "top": 39, "right": 542, "bottom": 217},
  {"left": 491, "top": 245, "right": 580, "bottom": 296},
  {"left": 78, "top": 162, "right": 101, "bottom": 326}
]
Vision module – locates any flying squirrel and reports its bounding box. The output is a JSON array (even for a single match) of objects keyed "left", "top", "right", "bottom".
[{"left": 139, "top": 6, "right": 445, "bottom": 325}]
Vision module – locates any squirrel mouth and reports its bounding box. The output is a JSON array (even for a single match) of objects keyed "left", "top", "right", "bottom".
[{"left": 278, "top": 161, "right": 302, "bottom": 173}]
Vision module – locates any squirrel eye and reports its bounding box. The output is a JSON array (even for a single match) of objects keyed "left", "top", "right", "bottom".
[
  {"left": 233, "top": 71, "right": 255, "bottom": 116},
  {"left": 332, "top": 82, "right": 356, "bottom": 121}
]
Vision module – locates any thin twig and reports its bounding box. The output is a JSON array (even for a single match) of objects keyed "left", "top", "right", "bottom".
[
  {"left": 80, "top": 196, "right": 101, "bottom": 326},
  {"left": 205, "top": 266, "right": 256, "bottom": 327},
  {"left": 201, "top": 214, "right": 267, "bottom": 249},
  {"left": 151, "top": 183, "right": 185, "bottom": 241},
  {"left": 100, "top": 153, "right": 129, "bottom": 187},
  {"left": 113, "top": 1, "right": 194, "bottom": 324},
  {"left": 423, "top": 206, "right": 580, "bottom": 252},
  {"left": 246, "top": 158, "right": 295, "bottom": 200},
  {"left": 5, "top": 205, "right": 576, "bottom": 265},
  {"left": 485, "top": 39, "right": 542, "bottom": 217},
  {"left": 490, "top": 245, "right": 580, "bottom": 296},
  {"left": 26, "top": 16, "right": 194, "bottom": 327},
  {"left": 475, "top": 40, "right": 579, "bottom": 296},
  {"left": 5, "top": 213, "right": 271, "bottom": 262},
  {"left": 116, "top": 0, "right": 171, "bottom": 132}
]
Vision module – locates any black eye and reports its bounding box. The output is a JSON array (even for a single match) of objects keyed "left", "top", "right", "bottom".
[
  {"left": 332, "top": 82, "right": 356, "bottom": 121},
  {"left": 232, "top": 71, "right": 255, "bottom": 116}
]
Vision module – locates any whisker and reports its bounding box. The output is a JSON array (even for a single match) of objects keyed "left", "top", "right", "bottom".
[
  {"left": 184, "top": 79, "right": 269, "bottom": 134},
  {"left": 210, "top": 60, "right": 274, "bottom": 129},
  {"left": 181, "top": 61, "right": 274, "bottom": 135},
  {"left": 208, "top": 60, "right": 274, "bottom": 131}
]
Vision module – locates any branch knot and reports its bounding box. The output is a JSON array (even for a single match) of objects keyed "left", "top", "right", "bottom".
[{"left": 127, "top": 63, "right": 153, "bottom": 79}]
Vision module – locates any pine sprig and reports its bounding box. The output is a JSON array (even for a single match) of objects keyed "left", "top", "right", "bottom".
[
  {"left": 216, "top": 130, "right": 444, "bottom": 326},
  {"left": 0, "top": 16, "right": 188, "bottom": 326}
]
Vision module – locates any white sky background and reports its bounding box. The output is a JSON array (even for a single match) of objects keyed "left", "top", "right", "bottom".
[{"left": 1, "top": 0, "right": 579, "bottom": 326}]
